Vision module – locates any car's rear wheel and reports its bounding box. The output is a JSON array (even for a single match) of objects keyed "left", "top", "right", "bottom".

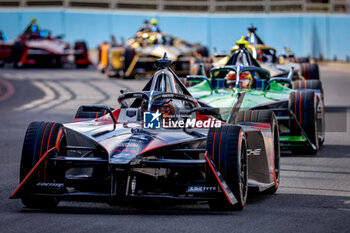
[
  {"left": 290, "top": 57, "right": 309, "bottom": 63},
  {"left": 197, "top": 46, "right": 209, "bottom": 57},
  {"left": 121, "top": 48, "right": 135, "bottom": 79},
  {"left": 12, "top": 41, "right": 25, "bottom": 68},
  {"left": 289, "top": 91, "right": 319, "bottom": 154},
  {"left": 20, "top": 122, "right": 66, "bottom": 208},
  {"left": 74, "top": 41, "right": 89, "bottom": 68},
  {"left": 292, "top": 80, "right": 325, "bottom": 145},
  {"left": 206, "top": 125, "right": 248, "bottom": 211},
  {"left": 300, "top": 63, "right": 319, "bottom": 80},
  {"left": 292, "top": 80, "right": 324, "bottom": 100}
]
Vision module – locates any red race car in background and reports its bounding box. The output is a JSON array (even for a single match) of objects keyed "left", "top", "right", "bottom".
[
  {"left": 0, "top": 31, "right": 12, "bottom": 67},
  {"left": 0, "top": 19, "right": 91, "bottom": 68}
]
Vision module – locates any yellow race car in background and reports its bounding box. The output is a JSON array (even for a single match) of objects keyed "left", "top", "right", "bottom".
[
  {"left": 98, "top": 30, "right": 208, "bottom": 79},
  {"left": 192, "top": 26, "right": 319, "bottom": 81}
]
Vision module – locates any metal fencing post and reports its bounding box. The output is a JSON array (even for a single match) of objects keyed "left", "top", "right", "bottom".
[
  {"left": 302, "top": 0, "right": 307, "bottom": 12},
  {"left": 329, "top": 0, "right": 334, "bottom": 13},
  {"left": 209, "top": 0, "right": 215, "bottom": 13},
  {"left": 265, "top": 0, "right": 271, "bottom": 13},
  {"left": 158, "top": 0, "right": 164, "bottom": 11},
  {"left": 63, "top": 0, "right": 69, "bottom": 8},
  {"left": 19, "top": 0, "right": 26, "bottom": 7}
]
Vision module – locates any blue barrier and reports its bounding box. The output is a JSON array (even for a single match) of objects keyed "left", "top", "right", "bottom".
[{"left": 0, "top": 9, "right": 349, "bottom": 61}]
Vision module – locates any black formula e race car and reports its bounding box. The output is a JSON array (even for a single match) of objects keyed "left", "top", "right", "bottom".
[{"left": 11, "top": 54, "right": 280, "bottom": 211}]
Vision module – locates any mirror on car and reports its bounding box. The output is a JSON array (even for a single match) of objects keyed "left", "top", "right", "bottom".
[{"left": 265, "top": 77, "right": 292, "bottom": 90}]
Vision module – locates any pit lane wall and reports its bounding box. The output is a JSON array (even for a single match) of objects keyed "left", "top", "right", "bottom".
[{"left": 0, "top": 9, "right": 349, "bottom": 61}]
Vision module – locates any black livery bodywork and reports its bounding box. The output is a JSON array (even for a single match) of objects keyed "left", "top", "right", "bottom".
[{"left": 11, "top": 55, "right": 280, "bottom": 211}]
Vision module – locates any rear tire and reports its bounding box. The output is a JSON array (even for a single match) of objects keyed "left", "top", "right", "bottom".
[
  {"left": 289, "top": 91, "right": 319, "bottom": 154},
  {"left": 300, "top": 63, "right": 319, "bottom": 80},
  {"left": 20, "top": 122, "right": 66, "bottom": 208},
  {"left": 290, "top": 57, "right": 309, "bottom": 63},
  {"left": 292, "top": 80, "right": 324, "bottom": 99},
  {"left": 121, "top": 48, "right": 135, "bottom": 79},
  {"left": 12, "top": 41, "right": 25, "bottom": 68},
  {"left": 206, "top": 125, "right": 248, "bottom": 211},
  {"left": 291, "top": 80, "right": 325, "bottom": 145},
  {"left": 74, "top": 41, "right": 89, "bottom": 68},
  {"left": 197, "top": 46, "right": 209, "bottom": 57}
]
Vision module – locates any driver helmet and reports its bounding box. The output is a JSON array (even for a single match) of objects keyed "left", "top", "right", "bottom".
[
  {"left": 150, "top": 18, "right": 158, "bottom": 25},
  {"left": 225, "top": 71, "right": 236, "bottom": 88},
  {"left": 31, "top": 17, "right": 37, "bottom": 25},
  {"left": 257, "top": 50, "right": 263, "bottom": 62},
  {"left": 141, "top": 99, "right": 175, "bottom": 120},
  {"left": 225, "top": 71, "right": 253, "bottom": 89},
  {"left": 239, "top": 71, "right": 253, "bottom": 88}
]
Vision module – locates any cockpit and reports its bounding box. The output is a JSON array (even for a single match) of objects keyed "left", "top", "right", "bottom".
[
  {"left": 210, "top": 66, "right": 270, "bottom": 90},
  {"left": 116, "top": 55, "right": 199, "bottom": 123}
]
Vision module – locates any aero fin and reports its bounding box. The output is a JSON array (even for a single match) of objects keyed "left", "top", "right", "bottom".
[
  {"left": 204, "top": 153, "right": 238, "bottom": 205},
  {"left": 236, "top": 36, "right": 249, "bottom": 49},
  {"left": 10, "top": 147, "right": 56, "bottom": 199}
]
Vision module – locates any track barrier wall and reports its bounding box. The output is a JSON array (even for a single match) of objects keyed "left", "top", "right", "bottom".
[{"left": 0, "top": 9, "right": 349, "bottom": 61}]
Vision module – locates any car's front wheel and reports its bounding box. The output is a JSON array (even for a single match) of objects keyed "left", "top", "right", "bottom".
[
  {"left": 20, "top": 121, "right": 66, "bottom": 208},
  {"left": 206, "top": 125, "right": 248, "bottom": 211}
]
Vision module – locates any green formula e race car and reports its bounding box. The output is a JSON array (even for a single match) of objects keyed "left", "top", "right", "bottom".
[{"left": 183, "top": 44, "right": 325, "bottom": 154}]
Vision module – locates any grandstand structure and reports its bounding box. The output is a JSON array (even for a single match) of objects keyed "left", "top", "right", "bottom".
[{"left": 0, "top": 0, "right": 348, "bottom": 13}]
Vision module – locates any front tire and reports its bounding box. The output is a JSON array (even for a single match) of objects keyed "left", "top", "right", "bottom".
[
  {"left": 20, "top": 122, "right": 66, "bottom": 208},
  {"left": 206, "top": 125, "right": 248, "bottom": 211}
]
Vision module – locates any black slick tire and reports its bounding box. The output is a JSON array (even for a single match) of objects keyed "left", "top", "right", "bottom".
[
  {"left": 292, "top": 80, "right": 324, "bottom": 100},
  {"left": 291, "top": 80, "right": 325, "bottom": 145},
  {"left": 12, "top": 41, "right": 25, "bottom": 68},
  {"left": 300, "top": 63, "right": 319, "bottom": 80},
  {"left": 289, "top": 91, "right": 319, "bottom": 154},
  {"left": 206, "top": 125, "right": 248, "bottom": 211},
  {"left": 74, "top": 41, "right": 89, "bottom": 68},
  {"left": 20, "top": 122, "right": 66, "bottom": 208}
]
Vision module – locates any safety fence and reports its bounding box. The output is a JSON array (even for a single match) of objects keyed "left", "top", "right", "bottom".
[
  {"left": 1, "top": 9, "right": 350, "bottom": 61},
  {"left": 0, "top": 0, "right": 348, "bottom": 13}
]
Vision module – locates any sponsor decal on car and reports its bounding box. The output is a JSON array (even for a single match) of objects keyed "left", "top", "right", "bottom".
[
  {"left": 187, "top": 186, "right": 217, "bottom": 193},
  {"left": 247, "top": 148, "right": 261, "bottom": 156}
]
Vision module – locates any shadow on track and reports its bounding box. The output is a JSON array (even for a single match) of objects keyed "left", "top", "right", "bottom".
[{"left": 15, "top": 192, "right": 350, "bottom": 217}]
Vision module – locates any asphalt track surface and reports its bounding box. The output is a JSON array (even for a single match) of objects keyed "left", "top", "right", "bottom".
[{"left": 0, "top": 64, "right": 350, "bottom": 233}]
